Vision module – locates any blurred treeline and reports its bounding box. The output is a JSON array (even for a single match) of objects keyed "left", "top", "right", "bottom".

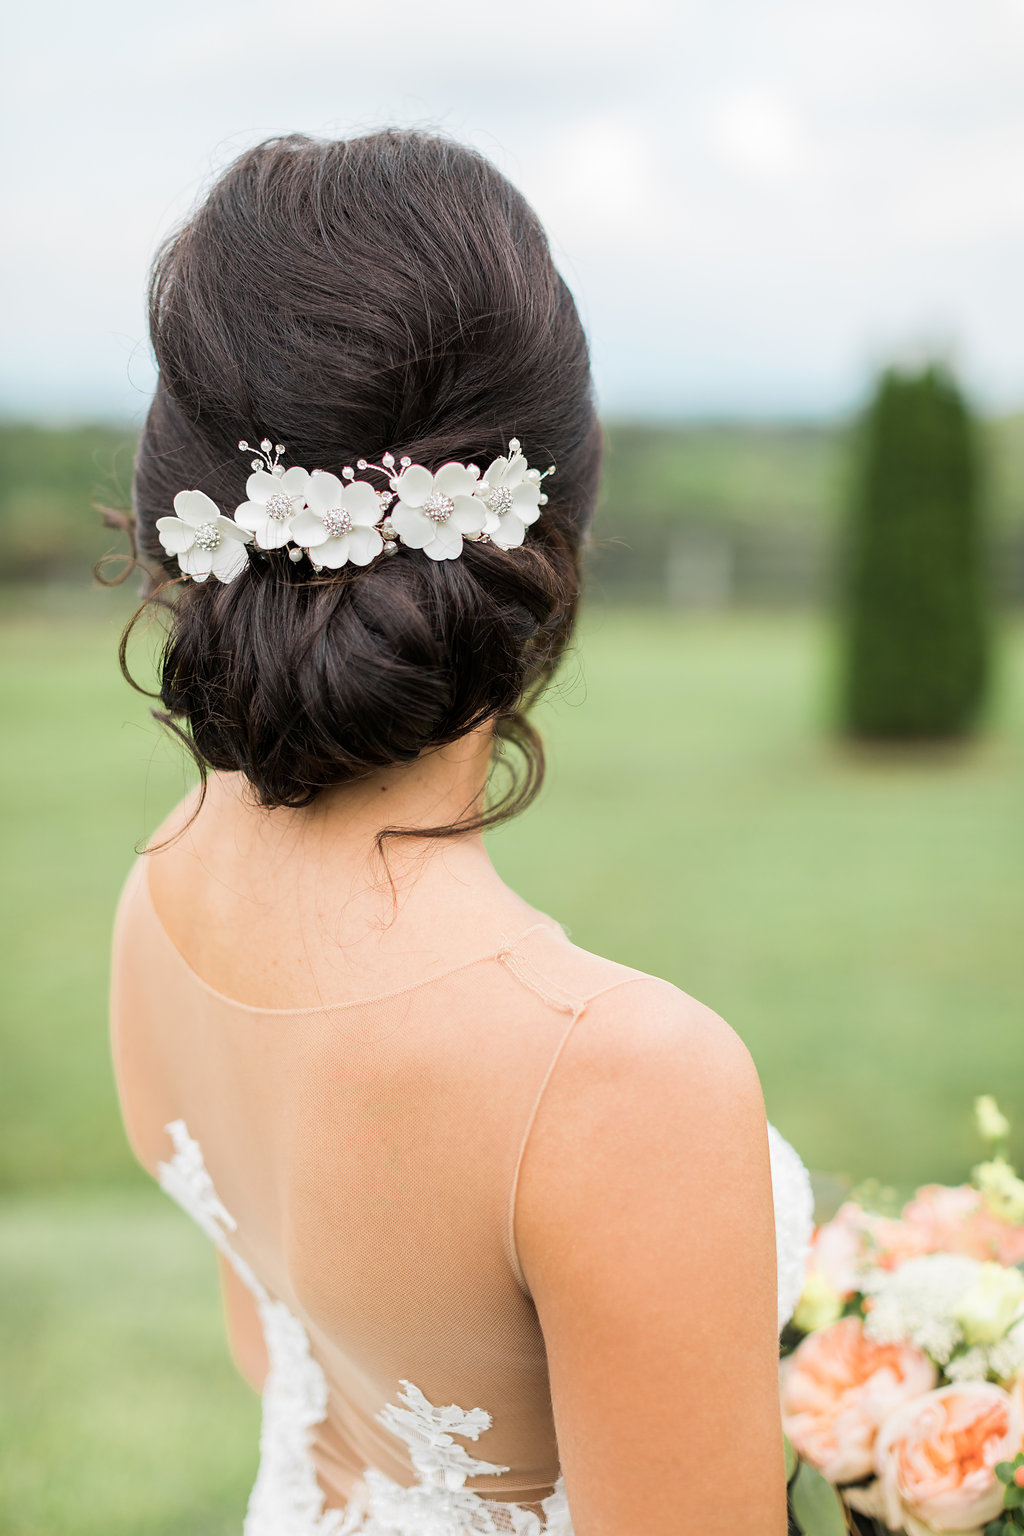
[{"left": 3, "top": 417, "right": 1024, "bottom": 603}]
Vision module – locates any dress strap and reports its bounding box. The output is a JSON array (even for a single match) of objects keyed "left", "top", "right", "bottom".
[
  {"left": 496, "top": 919, "right": 654, "bottom": 1018},
  {"left": 496, "top": 924, "right": 581, "bottom": 1015}
]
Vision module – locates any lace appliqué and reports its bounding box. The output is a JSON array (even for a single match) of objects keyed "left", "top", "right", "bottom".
[
  {"left": 767, "top": 1122, "right": 814, "bottom": 1332},
  {"left": 157, "top": 1119, "right": 573, "bottom": 1536},
  {"left": 338, "top": 1380, "right": 572, "bottom": 1536}
]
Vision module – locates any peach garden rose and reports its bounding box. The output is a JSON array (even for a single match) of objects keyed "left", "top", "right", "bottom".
[
  {"left": 780, "top": 1316, "right": 937, "bottom": 1484},
  {"left": 861, "top": 1382, "right": 1022, "bottom": 1536},
  {"left": 902, "top": 1183, "right": 1024, "bottom": 1269}
]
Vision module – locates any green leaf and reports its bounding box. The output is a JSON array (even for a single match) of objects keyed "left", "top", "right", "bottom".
[
  {"left": 784, "top": 1434, "right": 798, "bottom": 1483},
  {"left": 789, "top": 1460, "right": 848, "bottom": 1536},
  {"left": 1005, "top": 1482, "right": 1023, "bottom": 1508},
  {"left": 998, "top": 1462, "right": 1017, "bottom": 1484}
]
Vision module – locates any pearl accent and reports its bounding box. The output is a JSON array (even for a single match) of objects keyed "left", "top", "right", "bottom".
[{"left": 193, "top": 522, "right": 221, "bottom": 552}]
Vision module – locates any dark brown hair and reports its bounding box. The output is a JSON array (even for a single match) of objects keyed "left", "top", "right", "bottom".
[{"left": 120, "top": 130, "right": 600, "bottom": 838}]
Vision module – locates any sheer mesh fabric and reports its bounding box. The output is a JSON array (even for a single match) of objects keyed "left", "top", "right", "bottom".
[
  {"left": 110, "top": 852, "right": 813, "bottom": 1533},
  {"left": 109, "top": 854, "right": 655, "bottom": 1529}
]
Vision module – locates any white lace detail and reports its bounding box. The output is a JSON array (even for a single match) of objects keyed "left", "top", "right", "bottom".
[
  {"left": 767, "top": 1122, "right": 815, "bottom": 1331},
  {"left": 338, "top": 1381, "right": 573, "bottom": 1535},
  {"left": 156, "top": 1119, "right": 573, "bottom": 1535},
  {"left": 156, "top": 1117, "right": 810, "bottom": 1533}
]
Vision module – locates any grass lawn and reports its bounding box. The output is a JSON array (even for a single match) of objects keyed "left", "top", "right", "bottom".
[
  {"left": 1, "top": 590, "right": 1022, "bottom": 1531},
  {"left": 0, "top": 1188, "right": 258, "bottom": 1536}
]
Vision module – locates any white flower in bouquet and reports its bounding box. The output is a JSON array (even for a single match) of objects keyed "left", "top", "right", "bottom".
[
  {"left": 943, "top": 1346, "right": 994, "bottom": 1384},
  {"left": 863, "top": 1254, "right": 984, "bottom": 1365},
  {"left": 975, "top": 1157, "right": 1024, "bottom": 1225},
  {"left": 975, "top": 1095, "right": 1011, "bottom": 1145},
  {"left": 953, "top": 1261, "right": 1024, "bottom": 1349},
  {"left": 942, "top": 1319, "right": 1024, "bottom": 1386},
  {"left": 792, "top": 1268, "right": 844, "bottom": 1334},
  {"left": 988, "top": 1319, "right": 1024, "bottom": 1382},
  {"left": 864, "top": 1253, "right": 1024, "bottom": 1386}
]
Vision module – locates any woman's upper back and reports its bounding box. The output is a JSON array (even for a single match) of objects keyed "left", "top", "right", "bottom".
[
  {"left": 110, "top": 785, "right": 795, "bottom": 1533},
  {"left": 111, "top": 794, "right": 654, "bottom": 1517}
]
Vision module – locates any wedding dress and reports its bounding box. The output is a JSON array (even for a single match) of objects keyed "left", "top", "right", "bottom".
[{"left": 110, "top": 854, "right": 813, "bottom": 1535}]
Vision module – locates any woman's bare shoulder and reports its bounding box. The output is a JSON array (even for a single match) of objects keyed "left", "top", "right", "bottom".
[
  {"left": 558, "top": 973, "right": 764, "bottom": 1179},
  {"left": 529, "top": 925, "right": 760, "bottom": 1089},
  {"left": 515, "top": 942, "right": 769, "bottom": 1284},
  {"left": 513, "top": 957, "right": 783, "bottom": 1534}
]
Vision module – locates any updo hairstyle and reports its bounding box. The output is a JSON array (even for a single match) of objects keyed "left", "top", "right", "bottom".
[{"left": 123, "top": 130, "right": 601, "bottom": 836}]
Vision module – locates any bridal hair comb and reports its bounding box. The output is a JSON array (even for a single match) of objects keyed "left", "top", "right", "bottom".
[{"left": 155, "top": 437, "right": 554, "bottom": 583}]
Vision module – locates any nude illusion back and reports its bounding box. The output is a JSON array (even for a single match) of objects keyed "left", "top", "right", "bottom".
[{"left": 110, "top": 853, "right": 812, "bottom": 1536}]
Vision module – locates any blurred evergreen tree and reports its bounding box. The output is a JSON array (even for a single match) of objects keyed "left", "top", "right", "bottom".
[{"left": 840, "top": 363, "right": 990, "bottom": 738}]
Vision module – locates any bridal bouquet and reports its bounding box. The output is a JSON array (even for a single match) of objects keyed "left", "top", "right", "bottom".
[{"left": 782, "top": 1098, "right": 1024, "bottom": 1536}]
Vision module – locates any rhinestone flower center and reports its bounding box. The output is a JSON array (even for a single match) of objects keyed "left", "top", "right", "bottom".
[
  {"left": 423, "top": 491, "right": 455, "bottom": 525},
  {"left": 264, "top": 491, "right": 293, "bottom": 522},
  {"left": 486, "top": 486, "right": 514, "bottom": 517},
  {"left": 321, "top": 507, "right": 352, "bottom": 539},
  {"left": 192, "top": 522, "right": 221, "bottom": 552}
]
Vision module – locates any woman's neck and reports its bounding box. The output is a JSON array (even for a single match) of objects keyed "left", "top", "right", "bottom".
[
  {"left": 216, "top": 721, "right": 494, "bottom": 850},
  {"left": 146, "top": 724, "right": 539, "bottom": 1005}
]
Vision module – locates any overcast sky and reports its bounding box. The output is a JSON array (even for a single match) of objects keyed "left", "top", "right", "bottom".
[{"left": 5, "top": 0, "right": 1024, "bottom": 423}]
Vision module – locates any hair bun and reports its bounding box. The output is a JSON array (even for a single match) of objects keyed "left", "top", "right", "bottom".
[{"left": 125, "top": 130, "right": 600, "bottom": 832}]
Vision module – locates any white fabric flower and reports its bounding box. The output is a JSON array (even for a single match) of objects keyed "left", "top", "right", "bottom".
[
  {"left": 155, "top": 490, "right": 252, "bottom": 583},
  {"left": 389, "top": 462, "right": 488, "bottom": 561},
  {"left": 234, "top": 465, "right": 310, "bottom": 550},
  {"left": 287, "top": 474, "right": 384, "bottom": 568},
  {"left": 476, "top": 448, "right": 545, "bottom": 550}
]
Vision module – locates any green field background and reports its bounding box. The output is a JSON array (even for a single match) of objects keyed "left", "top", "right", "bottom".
[{"left": 2, "top": 589, "right": 1022, "bottom": 1533}]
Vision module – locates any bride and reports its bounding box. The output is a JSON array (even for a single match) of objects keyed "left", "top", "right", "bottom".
[{"left": 109, "top": 129, "right": 812, "bottom": 1535}]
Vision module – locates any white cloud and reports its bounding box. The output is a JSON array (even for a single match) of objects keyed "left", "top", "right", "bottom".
[
  {"left": 524, "top": 116, "right": 674, "bottom": 247},
  {"left": 706, "top": 90, "right": 813, "bottom": 185}
]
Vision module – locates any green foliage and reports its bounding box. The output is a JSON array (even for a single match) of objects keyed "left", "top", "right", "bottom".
[
  {"left": 991, "top": 1455, "right": 1024, "bottom": 1532},
  {"left": 840, "top": 364, "right": 991, "bottom": 738},
  {"left": 0, "top": 421, "right": 137, "bottom": 580},
  {"left": 599, "top": 420, "right": 843, "bottom": 532},
  {"left": 788, "top": 1459, "right": 849, "bottom": 1535}
]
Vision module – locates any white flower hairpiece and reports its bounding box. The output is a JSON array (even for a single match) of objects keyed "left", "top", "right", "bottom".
[{"left": 156, "top": 436, "right": 554, "bottom": 583}]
